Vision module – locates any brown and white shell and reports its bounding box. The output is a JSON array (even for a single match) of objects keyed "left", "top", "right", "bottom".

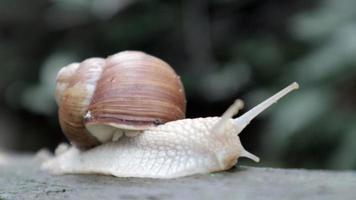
[{"left": 56, "top": 51, "right": 186, "bottom": 149}]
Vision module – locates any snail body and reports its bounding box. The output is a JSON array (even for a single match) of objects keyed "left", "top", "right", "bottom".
[{"left": 42, "top": 82, "right": 299, "bottom": 178}]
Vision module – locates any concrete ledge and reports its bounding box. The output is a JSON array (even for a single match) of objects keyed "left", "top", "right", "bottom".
[{"left": 0, "top": 154, "right": 355, "bottom": 200}]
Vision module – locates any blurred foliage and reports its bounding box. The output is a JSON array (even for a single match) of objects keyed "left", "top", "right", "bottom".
[
  {"left": 0, "top": 0, "right": 355, "bottom": 170},
  {"left": 260, "top": 0, "right": 356, "bottom": 170}
]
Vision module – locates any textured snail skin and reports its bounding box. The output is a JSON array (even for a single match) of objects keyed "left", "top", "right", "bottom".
[
  {"left": 42, "top": 83, "right": 298, "bottom": 178},
  {"left": 42, "top": 118, "right": 250, "bottom": 178}
]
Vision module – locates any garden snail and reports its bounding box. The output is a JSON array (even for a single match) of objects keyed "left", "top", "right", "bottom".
[
  {"left": 55, "top": 51, "right": 186, "bottom": 149},
  {"left": 42, "top": 51, "right": 299, "bottom": 178}
]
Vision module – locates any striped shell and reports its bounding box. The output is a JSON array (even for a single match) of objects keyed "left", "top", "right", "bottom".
[{"left": 56, "top": 51, "right": 186, "bottom": 149}]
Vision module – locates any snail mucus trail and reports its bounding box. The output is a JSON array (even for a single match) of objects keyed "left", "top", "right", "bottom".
[{"left": 43, "top": 61, "right": 299, "bottom": 179}]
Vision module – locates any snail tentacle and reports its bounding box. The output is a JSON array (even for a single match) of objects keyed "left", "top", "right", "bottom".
[
  {"left": 240, "top": 148, "right": 260, "bottom": 162},
  {"left": 234, "top": 82, "right": 299, "bottom": 133},
  {"left": 211, "top": 99, "right": 244, "bottom": 136}
]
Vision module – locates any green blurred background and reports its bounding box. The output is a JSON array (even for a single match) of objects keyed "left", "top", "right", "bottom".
[{"left": 0, "top": 0, "right": 355, "bottom": 170}]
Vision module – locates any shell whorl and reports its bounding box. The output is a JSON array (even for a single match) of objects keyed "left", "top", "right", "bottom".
[
  {"left": 85, "top": 51, "right": 186, "bottom": 130},
  {"left": 57, "top": 58, "right": 105, "bottom": 149},
  {"left": 56, "top": 51, "right": 186, "bottom": 149}
]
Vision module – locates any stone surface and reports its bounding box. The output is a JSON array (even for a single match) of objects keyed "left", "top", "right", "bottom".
[{"left": 0, "top": 154, "right": 356, "bottom": 200}]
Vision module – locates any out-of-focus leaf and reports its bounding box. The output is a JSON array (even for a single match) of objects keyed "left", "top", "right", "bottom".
[
  {"left": 21, "top": 51, "right": 78, "bottom": 115},
  {"left": 262, "top": 87, "right": 333, "bottom": 157},
  {"left": 292, "top": 0, "right": 356, "bottom": 41},
  {"left": 196, "top": 63, "right": 251, "bottom": 102},
  {"left": 328, "top": 126, "right": 356, "bottom": 169},
  {"left": 291, "top": 25, "right": 356, "bottom": 84}
]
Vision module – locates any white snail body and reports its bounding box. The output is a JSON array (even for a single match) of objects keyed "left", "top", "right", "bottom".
[{"left": 42, "top": 82, "right": 299, "bottom": 178}]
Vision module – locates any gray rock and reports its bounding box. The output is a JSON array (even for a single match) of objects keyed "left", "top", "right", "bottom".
[{"left": 0, "top": 154, "right": 355, "bottom": 200}]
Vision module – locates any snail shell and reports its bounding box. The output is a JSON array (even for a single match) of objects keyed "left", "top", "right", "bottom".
[{"left": 56, "top": 51, "right": 186, "bottom": 149}]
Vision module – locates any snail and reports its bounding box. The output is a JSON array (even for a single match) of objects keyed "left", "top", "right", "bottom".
[
  {"left": 42, "top": 51, "right": 299, "bottom": 179},
  {"left": 55, "top": 51, "right": 186, "bottom": 149}
]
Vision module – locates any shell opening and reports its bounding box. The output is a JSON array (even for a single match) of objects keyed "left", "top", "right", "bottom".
[
  {"left": 112, "top": 131, "right": 123, "bottom": 142},
  {"left": 85, "top": 124, "right": 117, "bottom": 143},
  {"left": 85, "top": 123, "right": 142, "bottom": 143}
]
